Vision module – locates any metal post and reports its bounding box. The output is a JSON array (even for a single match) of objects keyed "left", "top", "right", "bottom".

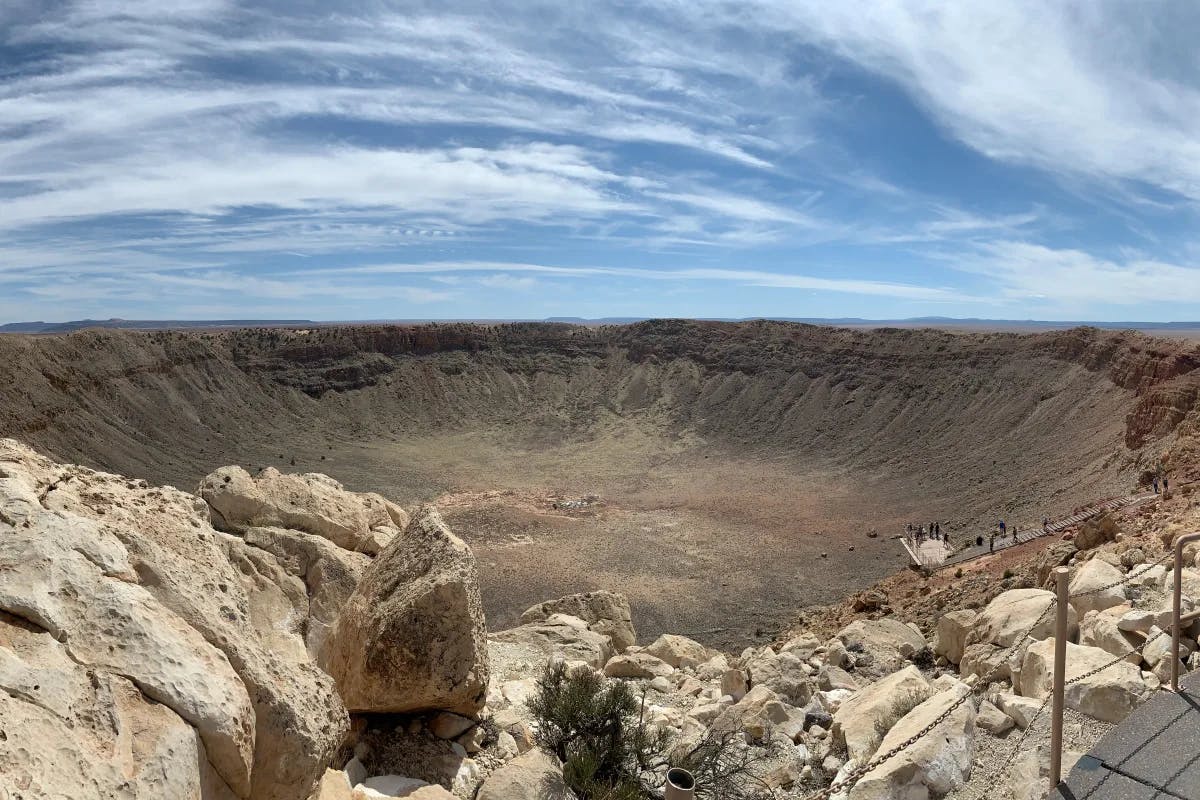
[
  {"left": 1049, "top": 566, "right": 1070, "bottom": 792},
  {"left": 664, "top": 768, "right": 695, "bottom": 800},
  {"left": 1172, "top": 532, "right": 1200, "bottom": 691}
]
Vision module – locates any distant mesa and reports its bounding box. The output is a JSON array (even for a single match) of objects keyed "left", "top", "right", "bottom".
[
  {"left": 3, "top": 316, "right": 1200, "bottom": 334},
  {"left": 0, "top": 318, "right": 316, "bottom": 334}
]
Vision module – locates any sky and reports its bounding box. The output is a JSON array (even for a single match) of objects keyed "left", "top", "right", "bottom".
[{"left": 3, "top": 1, "right": 1200, "bottom": 323}]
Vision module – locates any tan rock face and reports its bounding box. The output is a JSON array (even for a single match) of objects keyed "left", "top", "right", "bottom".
[
  {"left": 322, "top": 507, "right": 489, "bottom": 715},
  {"left": 476, "top": 750, "right": 571, "bottom": 800},
  {"left": 970, "top": 588, "right": 1075, "bottom": 648},
  {"left": 199, "top": 465, "right": 407, "bottom": 555},
  {"left": 833, "top": 618, "right": 927, "bottom": 678},
  {"left": 0, "top": 439, "right": 349, "bottom": 800},
  {"left": 934, "top": 609, "right": 977, "bottom": 665},
  {"left": 1020, "top": 638, "right": 1151, "bottom": 723},
  {"left": 831, "top": 665, "right": 933, "bottom": 764},
  {"left": 0, "top": 612, "right": 237, "bottom": 799},
  {"left": 520, "top": 590, "right": 637, "bottom": 652},
  {"left": 847, "top": 686, "right": 976, "bottom": 800}
]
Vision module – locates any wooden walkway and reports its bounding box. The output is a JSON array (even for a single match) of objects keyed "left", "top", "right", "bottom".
[
  {"left": 925, "top": 493, "right": 1158, "bottom": 569},
  {"left": 1052, "top": 671, "right": 1200, "bottom": 799}
]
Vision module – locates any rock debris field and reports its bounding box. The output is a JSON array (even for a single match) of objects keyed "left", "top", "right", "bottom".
[{"left": 2, "top": 320, "right": 1200, "bottom": 799}]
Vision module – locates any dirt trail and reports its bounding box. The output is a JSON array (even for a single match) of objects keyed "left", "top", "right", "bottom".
[{"left": 1, "top": 320, "right": 1196, "bottom": 647}]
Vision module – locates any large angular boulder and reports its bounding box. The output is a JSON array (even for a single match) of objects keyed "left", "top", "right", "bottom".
[
  {"left": 0, "top": 613, "right": 236, "bottom": 799},
  {"left": 644, "top": 634, "right": 710, "bottom": 668},
  {"left": 476, "top": 749, "right": 571, "bottom": 800},
  {"left": 1068, "top": 559, "right": 1128, "bottom": 617},
  {"left": 241, "top": 525, "right": 370, "bottom": 660},
  {"left": 199, "top": 465, "right": 408, "bottom": 555},
  {"left": 934, "top": 609, "right": 977, "bottom": 665},
  {"left": 1020, "top": 639, "right": 1151, "bottom": 722},
  {"left": 970, "top": 589, "right": 1074, "bottom": 648},
  {"left": 847, "top": 686, "right": 976, "bottom": 800},
  {"left": 491, "top": 614, "right": 615, "bottom": 671},
  {"left": 520, "top": 591, "right": 636, "bottom": 652},
  {"left": 832, "top": 665, "right": 933, "bottom": 763},
  {"left": 0, "top": 439, "right": 348, "bottom": 800},
  {"left": 744, "top": 646, "right": 813, "bottom": 706},
  {"left": 603, "top": 652, "right": 674, "bottom": 679},
  {"left": 322, "top": 507, "right": 489, "bottom": 714},
  {"left": 1078, "top": 606, "right": 1141, "bottom": 664},
  {"left": 834, "top": 618, "right": 927, "bottom": 678}
]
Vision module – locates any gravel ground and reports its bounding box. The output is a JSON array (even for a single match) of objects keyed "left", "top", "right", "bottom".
[{"left": 946, "top": 703, "right": 1112, "bottom": 800}]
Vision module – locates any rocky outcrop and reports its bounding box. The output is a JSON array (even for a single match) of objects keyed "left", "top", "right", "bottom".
[
  {"left": 1020, "top": 639, "right": 1151, "bottom": 722},
  {"left": 970, "top": 588, "right": 1074, "bottom": 648},
  {"left": 199, "top": 465, "right": 408, "bottom": 555},
  {"left": 847, "top": 685, "right": 976, "bottom": 800},
  {"left": 476, "top": 750, "right": 571, "bottom": 800},
  {"left": 832, "top": 666, "right": 933, "bottom": 763},
  {"left": 0, "top": 439, "right": 347, "bottom": 800},
  {"left": 833, "top": 618, "right": 927, "bottom": 678},
  {"left": 520, "top": 590, "right": 636, "bottom": 652},
  {"left": 1068, "top": 559, "right": 1127, "bottom": 617},
  {"left": 322, "top": 507, "right": 489, "bottom": 715}
]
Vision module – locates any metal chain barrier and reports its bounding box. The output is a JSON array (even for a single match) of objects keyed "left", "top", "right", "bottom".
[
  {"left": 801, "top": 549, "right": 1177, "bottom": 800},
  {"left": 974, "top": 626, "right": 1173, "bottom": 799}
]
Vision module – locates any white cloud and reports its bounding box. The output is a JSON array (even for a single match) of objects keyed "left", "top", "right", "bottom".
[
  {"left": 952, "top": 241, "right": 1200, "bottom": 307},
  {"left": 317, "top": 260, "right": 977, "bottom": 303},
  {"left": 1, "top": 0, "right": 1196, "bottom": 320},
  {"left": 728, "top": 1, "right": 1200, "bottom": 201}
]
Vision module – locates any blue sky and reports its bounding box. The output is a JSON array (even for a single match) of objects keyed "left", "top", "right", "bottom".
[{"left": 3, "top": 1, "right": 1200, "bottom": 322}]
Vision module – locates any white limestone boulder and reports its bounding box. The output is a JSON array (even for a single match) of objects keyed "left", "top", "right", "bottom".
[
  {"left": 934, "top": 609, "right": 977, "bottom": 665},
  {"left": 847, "top": 685, "right": 976, "bottom": 800},
  {"left": 971, "top": 589, "right": 1075, "bottom": 648},
  {"left": 1068, "top": 559, "right": 1128, "bottom": 617},
  {"left": 644, "top": 634, "right": 710, "bottom": 668},
  {"left": 1079, "top": 607, "right": 1141, "bottom": 664},
  {"left": 322, "top": 507, "right": 489, "bottom": 714},
  {"left": 491, "top": 615, "right": 614, "bottom": 671},
  {"left": 520, "top": 591, "right": 636, "bottom": 652},
  {"left": 1020, "top": 638, "right": 1151, "bottom": 723},
  {"left": 476, "top": 749, "right": 571, "bottom": 800},
  {"left": 833, "top": 618, "right": 928, "bottom": 678},
  {"left": 831, "top": 665, "right": 934, "bottom": 763},
  {"left": 603, "top": 652, "right": 674, "bottom": 679}
]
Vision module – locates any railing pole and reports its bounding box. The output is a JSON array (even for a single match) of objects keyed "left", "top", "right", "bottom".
[
  {"left": 1050, "top": 566, "right": 1070, "bottom": 792},
  {"left": 1172, "top": 532, "right": 1200, "bottom": 692}
]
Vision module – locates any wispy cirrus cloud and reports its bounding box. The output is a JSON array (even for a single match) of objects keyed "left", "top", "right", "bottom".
[{"left": 1, "top": 1, "right": 1198, "bottom": 322}]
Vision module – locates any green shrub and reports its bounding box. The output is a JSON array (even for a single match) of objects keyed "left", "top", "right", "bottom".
[
  {"left": 529, "top": 661, "right": 668, "bottom": 799},
  {"left": 529, "top": 662, "right": 768, "bottom": 799}
]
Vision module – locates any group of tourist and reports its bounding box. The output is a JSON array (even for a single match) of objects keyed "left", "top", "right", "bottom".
[{"left": 905, "top": 521, "right": 946, "bottom": 544}]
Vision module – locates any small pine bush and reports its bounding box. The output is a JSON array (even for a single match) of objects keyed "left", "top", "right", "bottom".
[{"left": 529, "top": 662, "right": 768, "bottom": 799}]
